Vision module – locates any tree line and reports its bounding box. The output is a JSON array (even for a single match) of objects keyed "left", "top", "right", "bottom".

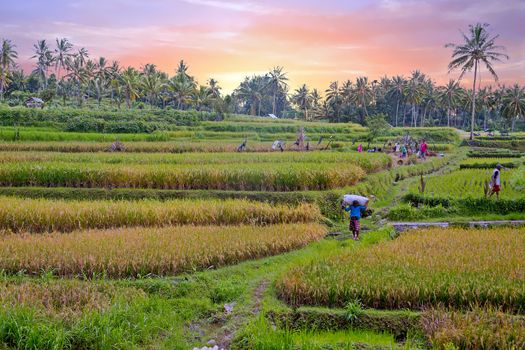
[{"left": 0, "top": 23, "right": 523, "bottom": 134}]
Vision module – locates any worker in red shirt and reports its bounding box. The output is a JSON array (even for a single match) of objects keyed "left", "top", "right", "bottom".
[{"left": 420, "top": 139, "right": 428, "bottom": 160}]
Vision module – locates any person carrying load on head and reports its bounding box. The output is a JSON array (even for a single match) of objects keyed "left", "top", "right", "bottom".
[
  {"left": 341, "top": 194, "right": 372, "bottom": 240},
  {"left": 489, "top": 164, "right": 503, "bottom": 199}
]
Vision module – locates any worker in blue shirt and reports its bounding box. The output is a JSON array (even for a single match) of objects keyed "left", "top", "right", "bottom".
[{"left": 344, "top": 200, "right": 367, "bottom": 240}]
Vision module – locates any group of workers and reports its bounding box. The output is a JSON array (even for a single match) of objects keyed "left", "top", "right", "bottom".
[{"left": 392, "top": 139, "right": 428, "bottom": 159}]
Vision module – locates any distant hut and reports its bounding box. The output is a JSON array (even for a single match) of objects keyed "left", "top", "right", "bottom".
[{"left": 25, "top": 97, "right": 44, "bottom": 109}]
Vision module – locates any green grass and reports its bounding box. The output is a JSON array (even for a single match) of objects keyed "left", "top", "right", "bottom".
[{"left": 232, "top": 316, "right": 402, "bottom": 350}]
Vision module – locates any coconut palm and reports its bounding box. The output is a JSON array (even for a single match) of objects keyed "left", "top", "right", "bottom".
[
  {"left": 387, "top": 76, "right": 406, "bottom": 127},
  {"left": 325, "top": 81, "right": 342, "bottom": 122},
  {"left": 292, "top": 84, "right": 312, "bottom": 120},
  {"left": 501, "top": 85, "right": 525, "bottom": 132},
  {"left": 168, "top": 75, "right": 196, "bottom": 110},
  {"left": 119, "top": 67, "right": 141, "bottom": 108},
  {"left": 404, "top": 72, "right": 425, "bottom": 127},
  {"left": 310, "top": 89, "right": 321, "bottom": 109},
  {"left": 437, "top": 80, "right": 464, "bottom": 127},
  {"left": 31, "top": 40, "right": 54, "bottom": 89},
  {"left": 236, "top": 76, "right": 264, "bottom": 116},
  {"left": 175, "top": 60, "right": 191, "bottom": 81},
  {"left": 267, "top": 66, "right": 288, "bottom": 116},
  {"left": 142, "top": 69, "right": 164, "bottom": 108},
  {"left": 446, "top": 23, "right": 509, "bottom": 139},
  {"left": 75, "top": 48, "right": 89, "bottom": 67},
  {"left": 206, "top": 78, "right": 221, "bottom": 99},
  {"left": 54, "top": 38, "right": 73, "bottom": 78},
  {"left": 192, "top": 86, "right": 211, "bottom": 110},
  {"left": 352, "top": 77, "right": 374, "bottom": 119},
  {"left": 0, "top": 39, "right": 18, "bottom": 100}
]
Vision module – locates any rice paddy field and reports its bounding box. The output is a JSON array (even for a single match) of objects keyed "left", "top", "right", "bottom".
[{"left": 0, "top": 107, "right": 523, "bottom": 349}]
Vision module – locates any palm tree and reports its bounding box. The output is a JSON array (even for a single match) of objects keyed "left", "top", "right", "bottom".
[
  {"left": 352, "top": 77, "right": 374, "bottom": 119},
  {"left": 206, "top": 78, "right": 221, "bottom": 99},
  {"left": 65, "top": 56, "right": 87, "bottom": 106},
  {"left": 54, "top": 38, "right": 73, "bottom": 78},
  {"left": 325, "top": 81, "right": 342, "bottom": 122},
  {"left": 142, "top": 68, "right": 163, "bottom": 108},
  {"left": 75, "top": 48, "right": 89, "bottom": 67},
  {"left": 0, "top": 39, "right": 18, "bottom": 100},
  {"left": 108, "top": 60, "right": 122, "bottom": 106},
  {"left": 267, "top": 66, "right": 288, "bottom": 116},
  {"left": 501, "top": 85, "right": 525, "bottom": 132},
  {"left": 175, "top": 60, "right": 191, "bottom": 81},
  {"left": 31, "top": 40, "right": 54, "bottom": 89},
  {"left": 192, "top": 86, "right": 210, "bottom": 111},
  {"left": 446, "top": 23, "right": 509, "bottom": 140},
  {"left": 120, "top": 67, "right": 141, "bottom": 108},
  {"left": 403, "top": 73, "right": 425, "bottom": 127},
  {"left": 437, "top": 80, "right": 464, "bottom": 127},
  {"left": 236, "top": 76, "right": 263, "bottom": 116},
  {"left": 387, "top": 76, "right": 405, "bottom": 127},
  {"left": 292, "top": 84, "right": 312, "bottom": 120},
  {"left": 168, "top": 75, "right": 196, "bottom": 109},
  {"left": 310, "top": 89, "right": 321, "bottom": 109}
]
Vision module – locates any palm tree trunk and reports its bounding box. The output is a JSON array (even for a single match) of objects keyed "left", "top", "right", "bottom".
[
  {"left": 272, "top": 92, "right": 276, "bottom": 116},
  {"left": 470, "top": 60, "right": 478, "bottom": 140},
  {"left": 412, "top": 104, "right": 416, "bottom": 127},
  {"left": 402, "top": 104, "right": 407, "bottom": 126},
  {"left": 447, "top": 101, "right": 451, "bottom": 127},
  {"left": 395, "top": 99, "right": 400, "bottom": 127}
]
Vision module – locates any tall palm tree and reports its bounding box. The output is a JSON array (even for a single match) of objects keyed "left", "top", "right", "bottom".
[
  {"left": 54, "top": 38, "right": 73, "bottom": 78},
  {"left": 192, "top": 86, "right": 210, "bottom": 111},
  {"left": 75, "top": 48, "right": 89, "bottom": 67},
  {"left": 292, "top": 84, "right": 312, "bottom": 120},
  {"left": 236, "top": 76, "right": 263, "bottom": 116},
  {"left": 142, "top": 68, "right": 163, "bottom": 108},
  {"left": 446, "top": 23, "right": 509, "bottom": 139},
  {"left": 501, "top": 84, "right": 525, "bottom": 132},
  {"left": 267, "top": 66, "right": 288, "bottom": 116},
  {"left": 310, "top": 89, "right": 321, "bottom": 110},
  {"left": 91, "top": 57, "right": 110, "bottom": 106},
  {"left": 0, "top": 39, "right": 18, "bottom": 100},
  {"left": 352, "top": 77, "right": 374, "bottom": 119},
  {"left": 65, "top": 56, "right": 87, "bottom": 106},
  {"left": 168, "top": 74, "right": 196, "bottom": 110},
  {"left": 403, "top": 73, "right": 425, "bottom": 127},
  {"left": 175, "top": 60, "right": 191, "bottom": 81},
  {"left": 119, "top": 67, "right": 141, "bottom": 108},
  {"left": 31, "top": 40, "right": 54, "bottom": 90},
  {"left": 387, "top": 76, "right": 406, "bottom": 126},
  {"left": 437, "top": 80, "right": 464, "bottom": 127},
  {"left": 325, "top": 81, "right": 342, "bottom": 122},
  {"left": 206, "top": 78, "right": 221, "bottom": 99}
]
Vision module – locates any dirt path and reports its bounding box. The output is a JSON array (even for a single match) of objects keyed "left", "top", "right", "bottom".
[{"left": 216, "top": 279, "right": 270, "bottom": 350}]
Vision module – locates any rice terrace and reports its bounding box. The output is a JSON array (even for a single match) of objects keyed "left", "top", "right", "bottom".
[{"left": 0, "top": 1, "right": 525, "bottom": 349}]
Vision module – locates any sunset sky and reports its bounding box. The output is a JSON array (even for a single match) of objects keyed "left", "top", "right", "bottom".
[{"left": 2, "top": 0, "right": 524, "bottom": 93}]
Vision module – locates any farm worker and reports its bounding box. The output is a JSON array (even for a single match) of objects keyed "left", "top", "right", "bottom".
[
  {"left": 344, "top": 200, "right": 367, "bottom": 240},
  {"left": 400, "top": 144, "right": 407, "bottom": 158},
  {"left": 394, "top": 142, "right": 400, "bottom": 153},
  {"left": 489, "top": 164, "right": 503, "bottom": 198},
  {"left": 420, "top": 139, "right": 428, "bottom": 160},
  {"left": 357, "top": 144, "right": 363, "bottom": 153}
]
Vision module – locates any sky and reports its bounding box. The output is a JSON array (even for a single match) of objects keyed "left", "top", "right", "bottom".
[{"left": 1, "top": 0, "right": 524, "bottom": 93}]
